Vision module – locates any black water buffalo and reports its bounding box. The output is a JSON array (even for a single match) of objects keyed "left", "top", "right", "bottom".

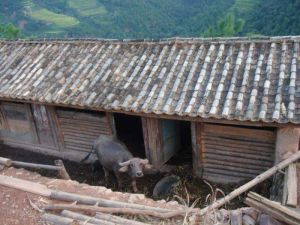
[{"left": 90, "top": 135, "right": 151, "bottom": 192}]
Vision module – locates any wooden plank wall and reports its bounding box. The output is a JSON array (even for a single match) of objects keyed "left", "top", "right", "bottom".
[
  {"left": 195, "top": 123, "right": 276, "bottom": 183},
  {"left": 56, "top": 109, "right": 113, "bottom": 153},
  {"left": 0, "top": 102, "right": 38, "bottom": 144}
]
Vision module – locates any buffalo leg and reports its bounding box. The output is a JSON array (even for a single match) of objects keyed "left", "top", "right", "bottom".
[
  {"left": 102, "top": 167, "right": 109, "bottom": 185},
  {"left": 132, "top": 179, "right": 138, "bottom": 193},
  {"left": 114, "top": 172, "right": 123, "bottom": 190}
]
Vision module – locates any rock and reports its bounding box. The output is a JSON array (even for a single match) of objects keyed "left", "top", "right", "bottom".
[
  {"left": 152, "top": 175, "right": 181, "bottom": 198},
  {"left": 167, "top": 200, "right": 180, "bottom": 206},
  {"left": 259, "top": 214, "right": 282, "bottom": 225},
  {"left": 216, "top": 209, "right": 230, "bottom": 223},
  {"left": 128, "top": 194, "right": 145, "bottom": 203},
  {"left": 241, "top": 208, "right": 260, "bottom": 221},
  {"left": 242, "top": 214, "right": 256, "bottom": 225},
  {"left": 231, "top": 209, "right": 243, "bottom": 225},
  {"left": 104, "top": 189, "right": 112, "bottom": 194}
]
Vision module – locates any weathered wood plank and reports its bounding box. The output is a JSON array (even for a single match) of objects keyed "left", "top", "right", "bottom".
[
  {"left": 203, "top": 153, "right": 273, "bottom": 166},
  {"left": 202, "top": 146, "right": 274, "bottom": 161},
  {"left": 286, "top": 163, "right": 298, "bottom": 207},
  {"left": 203, "top": 124, "right": 276, "bottom": 142}
]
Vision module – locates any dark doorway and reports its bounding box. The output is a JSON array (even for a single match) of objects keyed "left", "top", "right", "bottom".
[
  {"left": 113, "top": 113, "right": 145, "bottom": 158},
  {"left": 167, "top": 121, "right": 192, "bottom": 165}
]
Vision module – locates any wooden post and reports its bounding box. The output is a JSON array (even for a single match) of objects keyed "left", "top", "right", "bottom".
[
  {"left": 191, "top": 122, "right": 202, "bottom": 177},
  {"left": 272, "top": 127, "right": 300, "bottom": 201},
  {"left": 55, "top": 159, "right": 71, "bottom": 180}
]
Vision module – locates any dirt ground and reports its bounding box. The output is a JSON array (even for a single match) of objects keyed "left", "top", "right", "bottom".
[
  {"left": 0, "top": 166, "right": 186, "bottom": 225},
  {"left": 0, "top": 145, "right": 267, "bottom": 208},
  {"left": 0, "top": 145, "right": 275, "bottom": 224}
]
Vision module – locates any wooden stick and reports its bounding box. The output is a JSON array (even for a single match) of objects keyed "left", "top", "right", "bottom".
[
  {"left": 45, "top": 203, "right": 186, "bottom": 219},
  {"left": 245, "top": 192, "right": 300, "bottom": 225},
  {"left": 55, "top": 160, "right": 71, "bottom": 180},
  {"left": 61, "top": 210, "right": 116, "bottom": 225},
  {"left": 50, "top": 190, "right": 175, "bottom": 213},
  {"left": 42, "top": 213, "right": 95, "bottom": 225},
  {"left": 198, "top": 150, "right": 300, "bottom": 216},
  {"left": 248, "top": 192, "right": 300, "bottom": 220},
  {"left": 11, "top": 160, "right": 60, "bottom": 171},
  {"left": 96, "top": 212, "right": 150, "bottom": 225},
  {"left": 0, "top": 157, "right": 12, "bottom": 166}
]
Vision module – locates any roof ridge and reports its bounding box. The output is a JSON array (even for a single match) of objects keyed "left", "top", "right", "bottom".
[{"left": 1, "top": 35, "right": 300, "bottom": 44}]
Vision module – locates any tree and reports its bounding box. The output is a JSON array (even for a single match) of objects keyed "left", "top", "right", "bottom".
[
  {"left": 204, "top": 13, "right": 245, "bottom": 37},
  {"left": 0, "top": 23, "right": 21, "bottom": 39}
]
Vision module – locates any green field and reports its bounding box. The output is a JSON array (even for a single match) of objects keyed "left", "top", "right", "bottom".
[
  {"left": 67, "top": 0, "right": 107, "bottom": 16},
  {"left": 29, "top": 8, "right": 79, "bottom": 28}
]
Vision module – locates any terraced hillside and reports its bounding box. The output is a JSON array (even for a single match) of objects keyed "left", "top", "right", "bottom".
[{"left": 0, "top": 0, "right": 299, "bottom": 38}]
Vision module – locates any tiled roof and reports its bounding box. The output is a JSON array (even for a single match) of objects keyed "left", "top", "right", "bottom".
[{"left": 0, "top": 36, "right": 299, "bottom": 124}]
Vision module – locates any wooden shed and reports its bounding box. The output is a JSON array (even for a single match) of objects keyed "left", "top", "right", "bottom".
[{"left": 0, "top": 37, "right": 299, "bottom": 183}]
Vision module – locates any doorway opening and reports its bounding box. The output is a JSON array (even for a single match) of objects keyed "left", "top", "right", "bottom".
[
  {"left": 113, "top": 113, "right": 145, "bottom": 158},
  {"left": 167, "top": 120, "right": 192, "bottom": 165}
]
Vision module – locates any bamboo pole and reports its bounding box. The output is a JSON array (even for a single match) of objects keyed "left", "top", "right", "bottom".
[
  {"left": 61, "top": 210, "right": 116, "bottom": 225},
  {"left": 50, "top": 190, "right": 175, "bottom": 213},
  {"left": 0, "top": 175, "right": 51, "bottom": 197},
  {"left": 42, "top": 213, "right": 95, "bottom": 225},
  {"left": 0, "top": 175, "right": 178, "bottom": 215},
  {"left": 0, "top": 157, "right": 12, "bottom": 166},
  {"left": 96, "top": 212, "right": 150, "bottom": 225},
  {"left": 45, "top": 203, "right": 186, "bottom": 219},
  {"left": 198, "top": 150, "right": 300, "bottom": 216},
  {"left": 11, "top": 160, "right": 60, "bottom": 170}
]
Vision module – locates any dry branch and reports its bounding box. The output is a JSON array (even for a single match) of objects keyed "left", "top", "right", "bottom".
[
  {"left": 45, "top": 203, "right": 187, "bottom": 219},
  {"left": 198, "top": 150, "right": 300, "bottom": 216}
]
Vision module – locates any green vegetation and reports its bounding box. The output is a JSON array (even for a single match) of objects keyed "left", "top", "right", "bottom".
[
  {"left": 205, "top": 13, "right": 244, "bottom": 37},
  {"left": 0, "top": 0, "right": 299, "bottom": 38},
  {"left": 0, "top": 23, "right": 21, "bottom": 39}
]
